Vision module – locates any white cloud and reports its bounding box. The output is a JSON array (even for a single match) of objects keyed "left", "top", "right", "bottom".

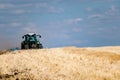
[
  {"left": 48, "top": 6, "right": 64, "bottom": 13},
  {"left": 0, "top": 3, "right": 33, "bottom": 9},
  {"left": 62, "top": 33, "right": 70, "bottom": 39},
  {"left": 86, "top": 7, "right": 93, "bottom": 12},
  {"left": 35, "top": 2, "right": 64, "bottom": 13},
  {"left": 73, "top": 27, "right": 82, "bottom": 32},
  {"left": 10, "top": 22, "right": 21, "bottom": 27},
  {"left": 0, "top": 22, "right": 22, "bottom": 28},
  {"left": 73, "top": 40, "right": 83, "bottom": 44},
  {"left": 48, "top": 18, "right": 83, "bottom": 27},
  {"left": 64, "top": 18, "right": 83, "bottom": 24},
  {"left": 23, "top": 23, "right": 37, "bottom": 33},
  {"left": 0, "top": 3, "right": 64, "bottom": 14},
  {"left": 0, "top": 3, "right": 32, "bottom": 14},
  {"left": 0, "top": 3, "right": 14, "bottom": 9},
  {"left": 0, "top": 24, "right": 5, "bottom": 28},
  {"left": 19, "top": 4, "right": 33, "bottom": 7},
  {"left": 12, "top": 9, "right": 31, "bottom": 14},
  {"left": 88, "top": 14, "right": 104, "bottom": 19},
  {"left": 105, "top": 5, "right": 117, "bottom": 15},
  {"left": 35, "top": 3, "right": 48, "bottom": 8}
]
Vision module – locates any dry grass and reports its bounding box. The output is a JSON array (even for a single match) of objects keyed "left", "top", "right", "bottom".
[
  {"left": 0, "top": 50, "right": 3, "bottom": 55},
  {"left": 0, "top": 50, "right": 8, "bottom": 55},
  {"left": 0, "top": 46, "right": 120, "bottom": 80}
]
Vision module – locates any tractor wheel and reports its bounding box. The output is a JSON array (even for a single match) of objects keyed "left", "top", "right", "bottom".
[
  {"left": 37, "top": 44, "right": 43, "bottom": 49},
  {"left": 21, "top": 43, "right": 25, "bottom": 49},
  {"left": 24, "top": 45, "right": 29, "bottom": 49}
]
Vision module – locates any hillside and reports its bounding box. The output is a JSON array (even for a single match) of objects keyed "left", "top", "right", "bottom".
[{"left": 0, "top": 46, "right": 120, "bottom": 80}]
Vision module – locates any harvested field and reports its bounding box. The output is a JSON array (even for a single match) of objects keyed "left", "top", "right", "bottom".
[
  {"left": 0, "top": 51, "right": 6, "bottom": 55},
  {"left": 0, "top": 51, "right": 3, "bottom": 55},
  {"left": 0, "top": 46, "right": 120, "bottom": 80}
]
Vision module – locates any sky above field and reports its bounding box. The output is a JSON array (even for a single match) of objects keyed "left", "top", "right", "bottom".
[{"left": 0, "top": 0, "right": 120, "bottom": 49}]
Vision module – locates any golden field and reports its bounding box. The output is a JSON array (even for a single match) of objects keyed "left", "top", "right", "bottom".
[{"left": 0, "top": 46, "right": 120, "bottom": 80}]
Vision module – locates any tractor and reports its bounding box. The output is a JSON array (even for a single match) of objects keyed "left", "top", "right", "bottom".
[{"left": 21, "top": 33, "right": 43, "bottom": 49}]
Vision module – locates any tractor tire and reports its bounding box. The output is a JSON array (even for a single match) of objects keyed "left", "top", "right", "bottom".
[
  {"left": 24, "top": 44, "right": 29, "bottom": 49},
  {"left": 21, "top": 43, "right": 25, "bottom": 49},
  {"left": 37, "top": 44, "right": 43, "bottom": 49}
]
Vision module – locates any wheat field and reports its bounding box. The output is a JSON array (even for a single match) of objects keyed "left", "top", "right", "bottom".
[{"left": 0, "top": 46, "right": 120, "bottom": 80}]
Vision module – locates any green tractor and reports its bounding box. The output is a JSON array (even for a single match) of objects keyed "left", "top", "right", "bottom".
[{"left": 21, "top": 33, "right": 43, "bottom": 49}]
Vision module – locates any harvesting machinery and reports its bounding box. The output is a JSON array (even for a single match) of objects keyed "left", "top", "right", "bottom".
[{"left": 21, "top": 33, "right": 43, "bottom": 49}]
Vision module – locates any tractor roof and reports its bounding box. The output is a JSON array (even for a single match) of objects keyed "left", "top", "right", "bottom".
[{"left": 28, "top": 33, "right": 36, "bottom": 35}]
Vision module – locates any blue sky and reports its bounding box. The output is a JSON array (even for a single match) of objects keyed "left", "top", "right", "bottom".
[{"left": 0, "top": 0, "right": 120, "bottom": 49}]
